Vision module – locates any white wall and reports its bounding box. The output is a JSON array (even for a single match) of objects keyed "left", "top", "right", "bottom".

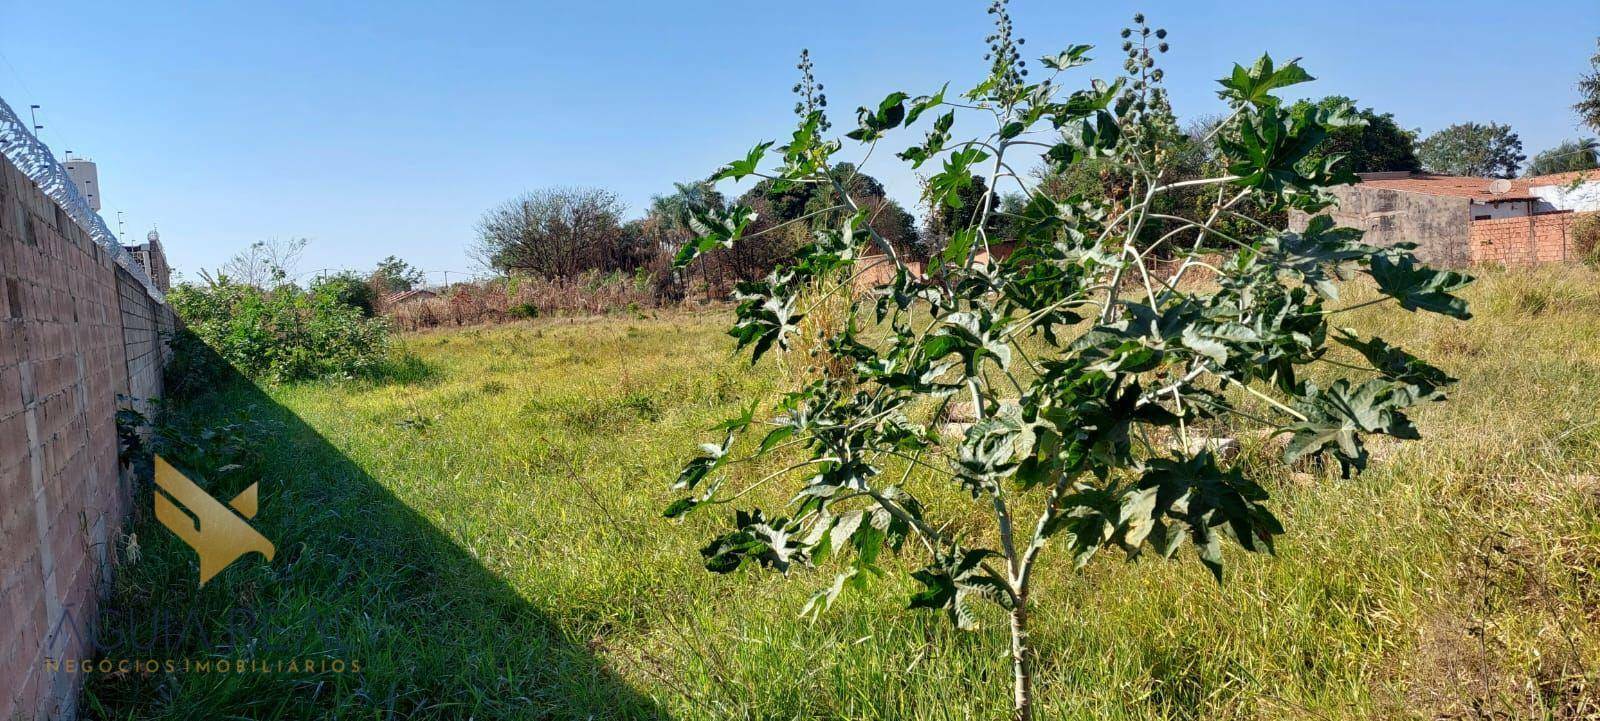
[
  {"left": 1468, "top": 199, "right": 1534, "bottom": 220},
  {"left": 1530, "top": 180, "right": 1600, "bottom": 212}
]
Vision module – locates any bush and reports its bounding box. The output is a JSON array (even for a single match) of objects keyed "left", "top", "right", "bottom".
[
  {"left": 168, "top": 277, "right": 391, "bottom": 382},
  {"left": 1572, "top": 212, "right": 1600, "bottom": 266},
  {"left": 309, "top": 271, "right": 378, "bottom": 316}
]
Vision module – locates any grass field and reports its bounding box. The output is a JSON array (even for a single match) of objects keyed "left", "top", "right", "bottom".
[{"left": 83, "top": 267, "right": 1600, "bottom": 720}]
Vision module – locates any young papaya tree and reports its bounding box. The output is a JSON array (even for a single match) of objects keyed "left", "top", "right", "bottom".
[{"left": 664, "top": 4, "right": 1471, "bottom": 719}]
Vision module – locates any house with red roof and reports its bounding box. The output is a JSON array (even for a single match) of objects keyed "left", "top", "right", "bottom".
[{"left": 1291, "top": 170, "right": 1599, "bottom": 267}]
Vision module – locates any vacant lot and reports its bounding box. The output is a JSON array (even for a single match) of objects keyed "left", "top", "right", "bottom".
[{"left": 85, "top": 267, "right": 1599, "bottom": 720}]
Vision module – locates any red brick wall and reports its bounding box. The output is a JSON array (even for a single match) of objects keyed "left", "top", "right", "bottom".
[
  {"left": 0, "top": 154, "right": 171, "bottom": 720},
  {"left": 852, "top": 255, "right": 925, "bottom": 294},
  {"left": 1468, "top": 211, "right": 1591, "bottom": 266}
]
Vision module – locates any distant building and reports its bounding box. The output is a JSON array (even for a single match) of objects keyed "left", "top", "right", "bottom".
[
  {"left": 1290, "top": 171, "right": 1600, "bottom": 267},
  {"left": 62, "top": 157, "right": 101, "bottom": 211},
  {"left": 383, "top": 288, "right": 437, "bottom": 306},
  {"left": 123, "top": 228, "right": 171, "bottom": 291}
]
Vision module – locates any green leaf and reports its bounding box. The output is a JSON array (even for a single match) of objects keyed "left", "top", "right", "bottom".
[
  {"left": 673, "top": 205, "right": 759, "bottom": 268},
  {"left": 940, "top": 227, "right": 978, "bottom": 267},
  {"left": 800, "top": 568, "right": 861, "bottom": 620},
  {"left": 909, "top": 547, "right": 1011, "bottom": 631},
  {"left": 903, "top": 84, "right": 948, "bottom": 126},
  {"left": 897, "top": 111, "right": 955, "bottom": 168},
  {"left": 1331, "top": 329, "right": 1456, "bottom": 403},
  {"left": 712, "top": 400, "right": 759, "bottom": 433},
  {"left": 663, "top": 496, "right": 700, "bottom": 518},
  {"left": 1283, "top": 378, "right": 1427, "bottom": 475},
  {"left": 700, "top": 510, "right": 808, "bottom": 574},
  {"left": 927, "top": 145, "right": 990, "bottom": 208},
  {"left": 1039, "top": 44, "right": 1093, "bottom": 71},
  {"left": 846, "top": 91, "right": 910, "bottom": 141},
  {"left": 1216, "top": 54, "right": 1313, "bottom": 107},
  {"left": 1367, "top": 251, "right": 1474, "bottom": 319},
  {"left": 714, "top": 141, "right": 774, "bottom": 182}
]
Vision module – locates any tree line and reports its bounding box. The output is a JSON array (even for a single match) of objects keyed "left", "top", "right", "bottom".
[{"left": 472, "top": 36, "right": 1600, "bottom": 289}]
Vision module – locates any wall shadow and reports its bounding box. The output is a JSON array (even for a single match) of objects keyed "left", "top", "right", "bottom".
[{"left": 77, "top": 335, "right": 667, "bottom": 720}]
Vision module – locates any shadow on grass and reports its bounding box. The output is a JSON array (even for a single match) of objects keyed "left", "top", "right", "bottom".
[{"left": 78, "top": 337, "right": 665, "bottom": 720}]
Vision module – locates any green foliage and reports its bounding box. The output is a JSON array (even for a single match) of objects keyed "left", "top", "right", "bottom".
[
  {"left": 1034, "top": 24, "right": 1289, "bottom": 257},
  {"left": 1577, "top": 38, "right": 1600, "bottom": 134},
  {"left": 83, "top": 287, "right": 1600, "bottom": 719},
  {"left": 310, "top": 271, "right": 377, "bottom": 316},
  {"left": 370, "top": 255, "right": 424, "bottom": 294},
  {"left": 1525, "top": 138, "right": 1600, "bottom": 176},
  {"left": 665, "top": 7, "right": 1470, "bottom": 719},
  {"left": 1290, "top": 96, "right": 1420, "bottom": 173},
  {"left": 1216, "top": 53, "right": 1312, "bottom": 108},
  {"left": 1573, "top": 212, "right": 1600, "bottom": 266},
  {"left": 1418, "top": 121, "right": 1526, "bottom": 178},
  {"left": 169, "top": 276, "right": 391, "bottom": 383}
]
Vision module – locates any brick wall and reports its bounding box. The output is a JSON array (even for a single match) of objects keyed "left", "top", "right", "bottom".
[
  {"left": 1468, "top": 211, "right": 1591, "bottom": 265},
  {"left": 0, "top": 153, "right": 172, "bottom": 720}
]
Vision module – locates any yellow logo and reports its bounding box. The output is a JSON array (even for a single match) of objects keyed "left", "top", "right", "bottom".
[{"left": 154, "top": 456, "right": 276, "bottom": 586}]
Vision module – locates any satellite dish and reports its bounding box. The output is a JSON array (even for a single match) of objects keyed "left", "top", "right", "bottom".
[{"left": 1488, "top": 178, "right": 1513, "bottom": 194}]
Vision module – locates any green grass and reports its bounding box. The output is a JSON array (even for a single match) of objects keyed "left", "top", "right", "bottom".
[{"left": 83, "top": 268, "right": 1600, "bottom": 719}]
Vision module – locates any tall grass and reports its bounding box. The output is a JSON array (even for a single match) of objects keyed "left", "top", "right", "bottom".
[{"left": 83, "top": 268, "right": 1600, "bottom": 719}]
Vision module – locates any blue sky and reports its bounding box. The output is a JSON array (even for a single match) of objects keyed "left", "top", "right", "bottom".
[{"left": 3, "top": 1, "right": 1596, "bottom": 284}]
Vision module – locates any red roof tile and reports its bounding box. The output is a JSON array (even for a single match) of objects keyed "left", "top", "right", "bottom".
[{"left": 1355, "top": 173, "right": 1537, "bottom": 202}]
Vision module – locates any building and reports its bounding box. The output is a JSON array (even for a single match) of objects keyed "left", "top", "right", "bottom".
[
  {"left": 123, "top": 228, "right": 172, "bottom": 291},
  {"left": 62, "top": 156, "right": 101, "bottom": 211},
  {"left": 1290, "top": 171, "right": 1599, "bottom": 267},
  {"left": 383, "top": 288, "right": 438, "bottom": 305}
]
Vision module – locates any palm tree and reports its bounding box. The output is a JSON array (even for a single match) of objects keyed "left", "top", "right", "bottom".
[
  {"left": 1526, "top": 138, "right": 1600, "bottom": 176},
  {"left": 646, "top": 180, "right": 726, "bottom": 299}
]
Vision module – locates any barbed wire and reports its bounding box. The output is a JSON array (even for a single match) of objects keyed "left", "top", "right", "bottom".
[{"left": 0, "top": 93, "right": 164, "bottom": 302}]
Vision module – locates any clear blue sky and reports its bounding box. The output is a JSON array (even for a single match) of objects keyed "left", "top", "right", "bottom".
[{"left": 3, "top": 0, "right": 1596, "bottom": 285}]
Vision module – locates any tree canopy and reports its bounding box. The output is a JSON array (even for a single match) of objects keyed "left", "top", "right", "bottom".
[
  {"left": 1291, "top": 96, "right": 1419, "bottom": 173},
  {"left": 1577, "top": 38, "right": 1600, "bottom": 134},
  {"left": 1526, "top": 138, "right": 1600, "bottom": 176},
  {"left": 370, "top": 256, "right": 424, "bottom": 294},
  {"left": 1418, "top": 122, "right": 1525, "bottom": 178},
  {"left": 472, "top": 187, "right": 647, "bottom": 277}
]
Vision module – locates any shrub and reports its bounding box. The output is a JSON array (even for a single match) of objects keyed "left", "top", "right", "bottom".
[
  {"left": 310, "top": 271, "right": 378, "bottom": 316},
  {"left": 168, "top": 277, "right": 391, "bottom": 382},
  {"left": 662, "top": 8, "right": 1471, "bottom": 721},
  {"left": 386, "top": 271, "right": 662, "bottom": 331},
  {"left": 1572, "top": 212, "right": 1600, "bottom": 266}
]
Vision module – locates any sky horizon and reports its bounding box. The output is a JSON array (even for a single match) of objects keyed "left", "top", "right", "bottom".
[{"left": 3, "top": 0, "right": 1597, "bottom": 285}]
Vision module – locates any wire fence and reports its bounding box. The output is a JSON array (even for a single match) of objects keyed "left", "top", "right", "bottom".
[{"left": 0, "top": 93, "right": 165, "bottom": 302}]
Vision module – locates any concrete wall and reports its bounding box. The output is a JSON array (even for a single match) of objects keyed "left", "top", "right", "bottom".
[
  {"left": 1290, "top": 185, "right": 1472, "bottom": 267},
  {"left": 0, "top": 153, "right": 172, "bottom": 720},
  {"left": 1468, "top": 212, "right": 1592, "bottom": 266},
  {"left": 1531, "top": 180, "right": 1600, "bottom": 213}
]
